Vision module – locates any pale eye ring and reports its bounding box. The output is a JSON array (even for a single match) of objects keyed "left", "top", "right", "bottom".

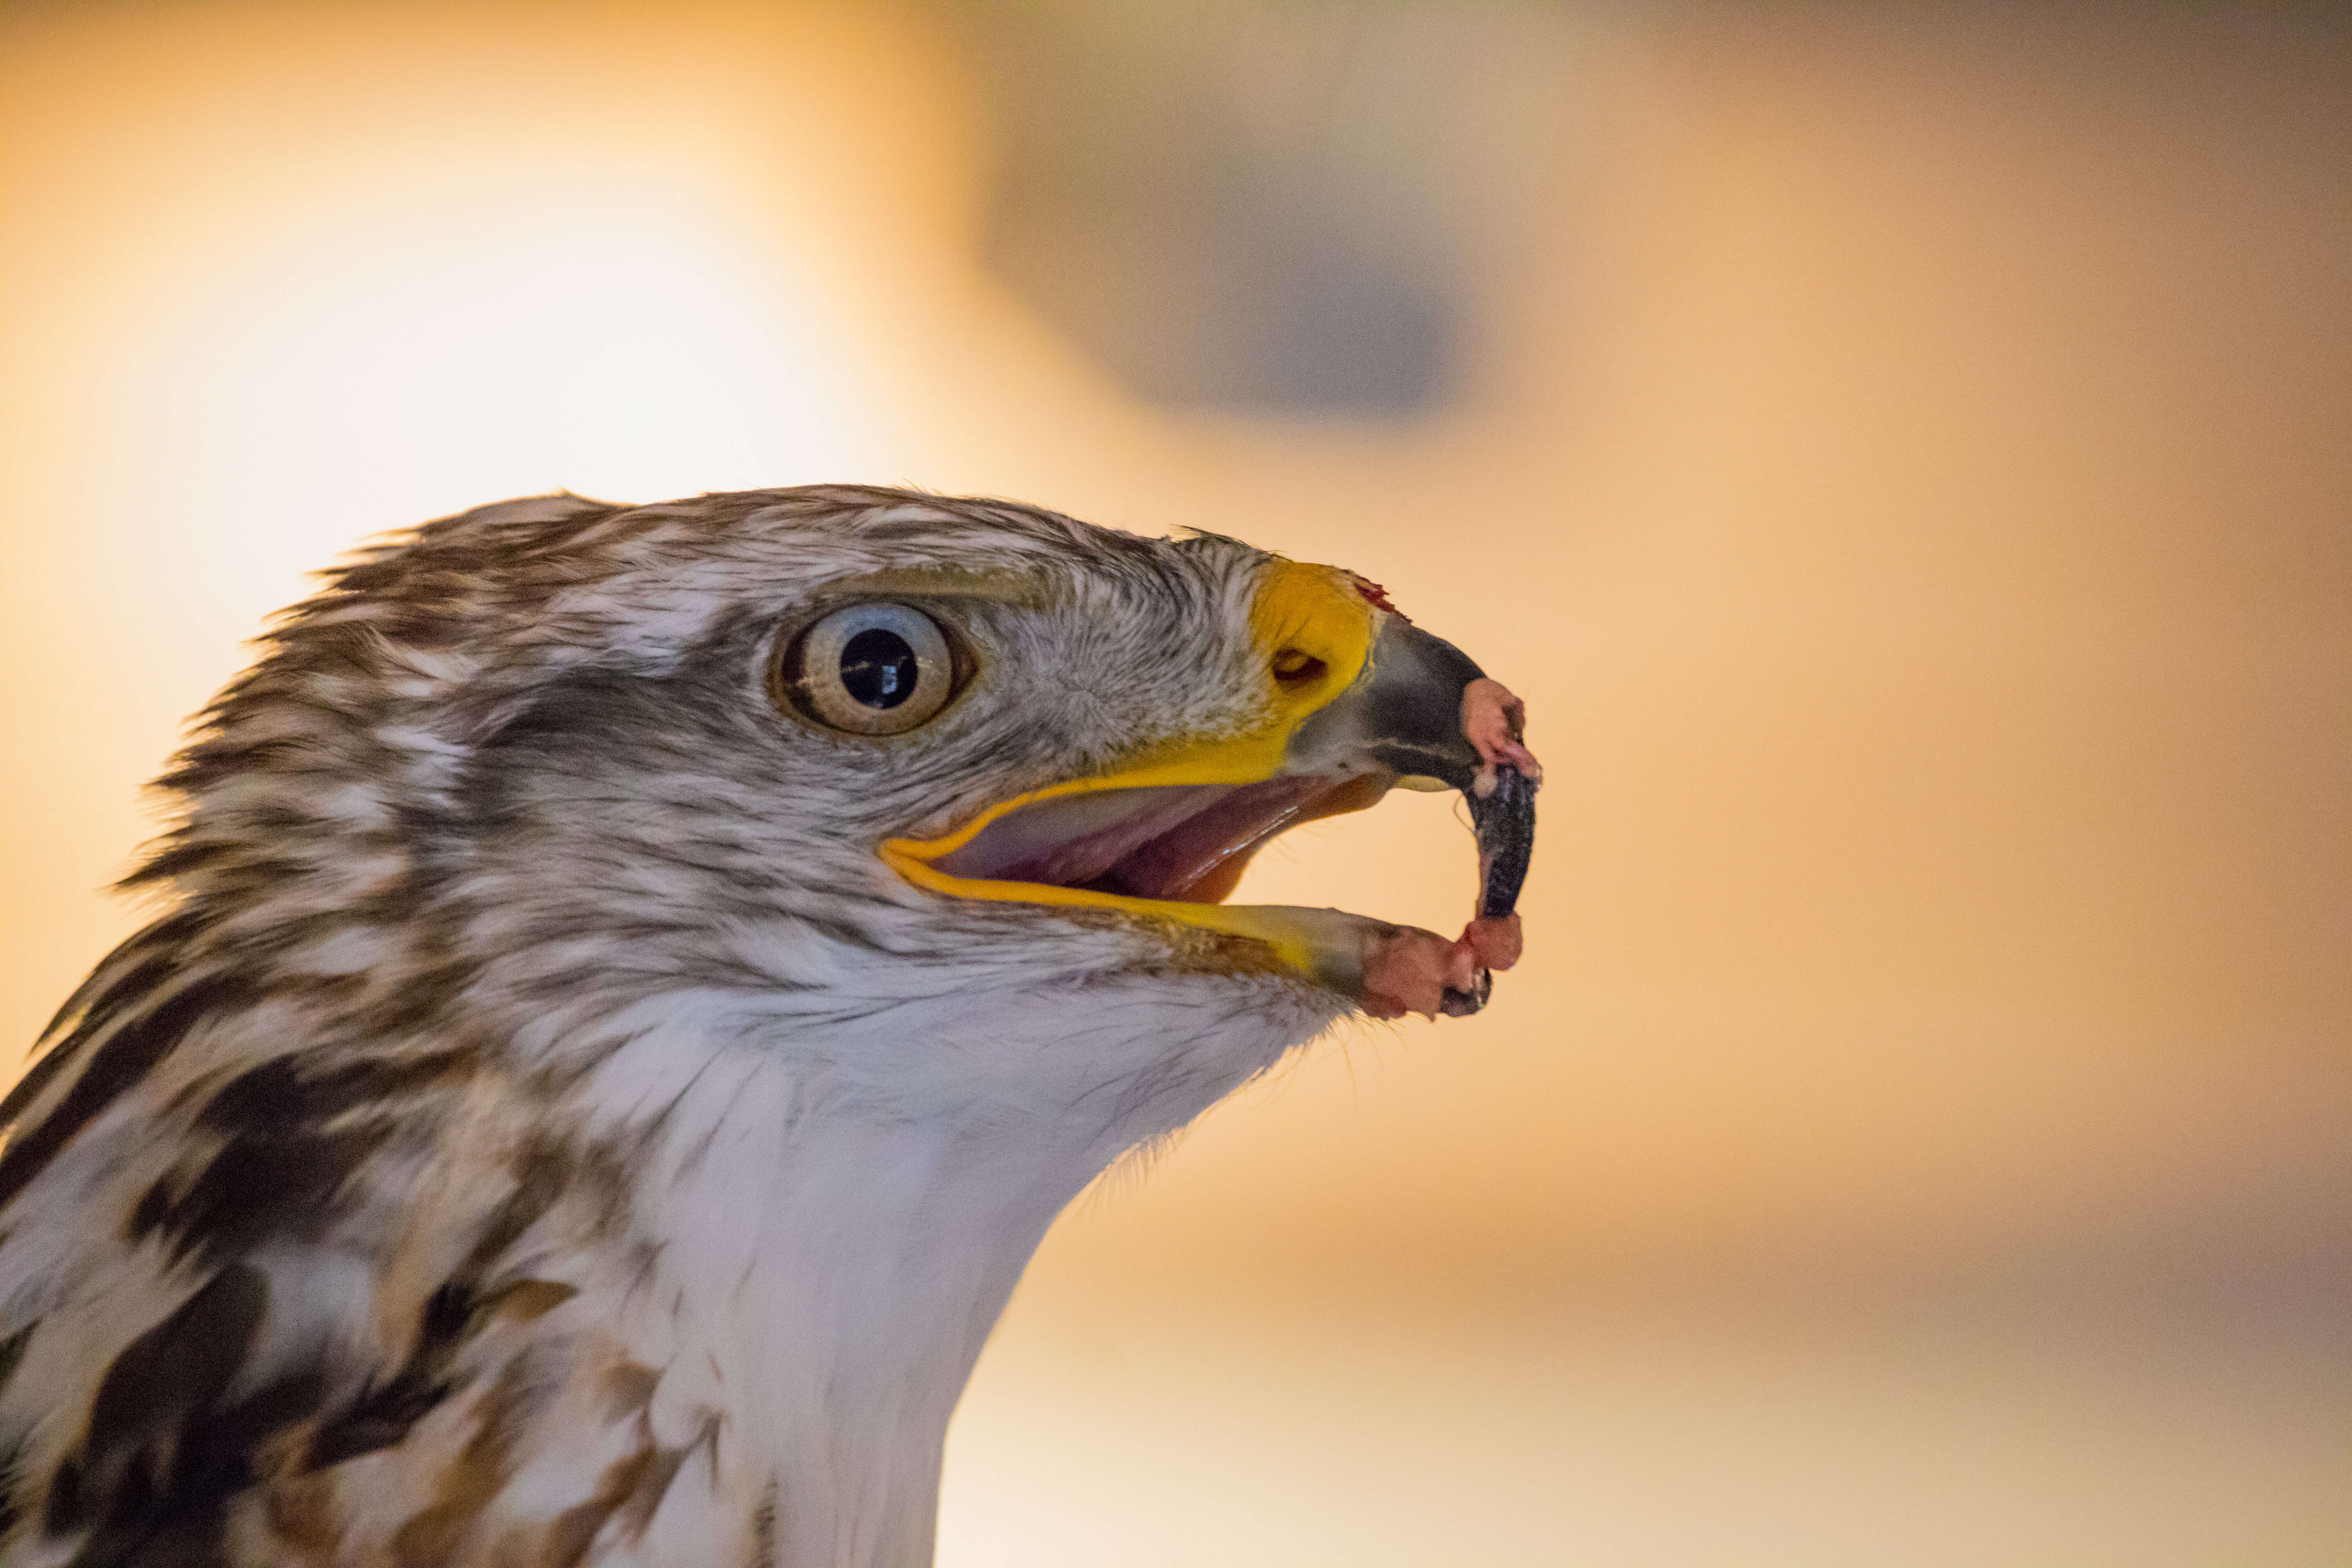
[{"left": 776, "top": 602, "right": 958, "bottom": 735}]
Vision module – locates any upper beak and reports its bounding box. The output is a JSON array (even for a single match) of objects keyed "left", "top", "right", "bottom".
[{"left": 1281, "top": 616, "right": 1492, "bottom": 791}]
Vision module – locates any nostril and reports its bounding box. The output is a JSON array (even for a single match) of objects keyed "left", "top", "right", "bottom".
[{"left": 1271, "top": 648, "right": 1326, "bottom": 686}]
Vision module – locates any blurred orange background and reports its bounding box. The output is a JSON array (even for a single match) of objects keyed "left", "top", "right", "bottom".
[{"left": 2, "top": 3, "right": 2345, "bottom": 1562}]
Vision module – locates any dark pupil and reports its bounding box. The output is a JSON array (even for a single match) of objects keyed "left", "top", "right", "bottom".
[{"left": 839, "top": 628, "right": 920, "bottom": 709}]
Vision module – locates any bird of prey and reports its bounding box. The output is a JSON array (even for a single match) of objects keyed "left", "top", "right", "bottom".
[{"left": 0, "top": 486, "right": 1537, "bottom": 1567}]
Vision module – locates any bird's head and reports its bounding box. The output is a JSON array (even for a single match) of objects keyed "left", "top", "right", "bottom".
[
  {"left": 144, "top": 486, "right": 1534, "bottom": 1112},
  {"left": 0, "top": 486, "right": 1541, "bottom": 1566}
]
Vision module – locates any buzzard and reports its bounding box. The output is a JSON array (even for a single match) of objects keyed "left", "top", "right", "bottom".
[{"left": 0, "top": 487, "right": 1537, "bottom": 1566}]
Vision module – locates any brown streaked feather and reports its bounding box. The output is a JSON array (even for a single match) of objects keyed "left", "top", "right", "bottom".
[
  {"left": 258, "top": 1468, "right": 344, "bottom": 1564},
  {"left": 46, "top": 1262, "right": 270, "bottom": 1558},
  {"left": 0, "top": 973, "right": 251, "bottom": 1216},
  {"left": 388, "top": 1355, "right": 544, "bottom": 1568}
]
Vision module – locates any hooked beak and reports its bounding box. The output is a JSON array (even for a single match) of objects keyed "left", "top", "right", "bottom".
[{"left": 881, "top": 563, "right": 1540, "bottom": 1018}]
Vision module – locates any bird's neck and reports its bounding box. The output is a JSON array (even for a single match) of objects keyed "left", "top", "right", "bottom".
[
  {"left": 576, "top": 977, "right": 1329, "bottom": 1565},
  {"left": 676, "top": 1112, "right": 1068, "bottom": 1567}
]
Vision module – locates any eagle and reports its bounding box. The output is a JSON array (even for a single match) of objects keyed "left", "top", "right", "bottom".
[{"left": 0, "top": 486, "right": 1537, "bottom": 1567}]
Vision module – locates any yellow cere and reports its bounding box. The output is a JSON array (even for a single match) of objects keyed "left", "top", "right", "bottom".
[{"left": 878, "top": 560, "right": 1379, "bottom": 973}]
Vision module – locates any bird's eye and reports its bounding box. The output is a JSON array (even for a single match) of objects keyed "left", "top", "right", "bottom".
[{"left": 775, "top": 602, "right": 960, "bottom": 735}]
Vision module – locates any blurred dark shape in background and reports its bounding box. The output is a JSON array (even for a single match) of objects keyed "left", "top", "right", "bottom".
[{"left": 956, "top": 1, "right": 1552, "bottom": 415}]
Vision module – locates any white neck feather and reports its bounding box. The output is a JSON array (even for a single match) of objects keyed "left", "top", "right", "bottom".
[{"left": 571, "top": 975, "right": 1334, "bottom": 1566}]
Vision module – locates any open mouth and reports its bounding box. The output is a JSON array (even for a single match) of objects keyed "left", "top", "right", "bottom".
[
  {"left": 882, "top": 560, "right": 1540, "bottom": 1020},
  {"left": 926, "top": 774, "right": 1389, "bottom": 907},
  {"left": 884, "top": 744, "right": 1534, "bottom": 1021}
]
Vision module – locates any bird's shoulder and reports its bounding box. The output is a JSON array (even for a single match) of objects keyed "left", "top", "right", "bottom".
[{"left": 0, "top": 929, "right": 746, "bottom": 1566}]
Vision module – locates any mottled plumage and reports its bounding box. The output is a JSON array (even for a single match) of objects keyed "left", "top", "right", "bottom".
[{"left": 0, "top": 486, "right": 1532, "bottom": 1566}]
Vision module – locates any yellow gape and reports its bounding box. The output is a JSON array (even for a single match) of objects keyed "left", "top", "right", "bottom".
[{"left": 879, "top": 560, "right": 1383, "bottom": 975}]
